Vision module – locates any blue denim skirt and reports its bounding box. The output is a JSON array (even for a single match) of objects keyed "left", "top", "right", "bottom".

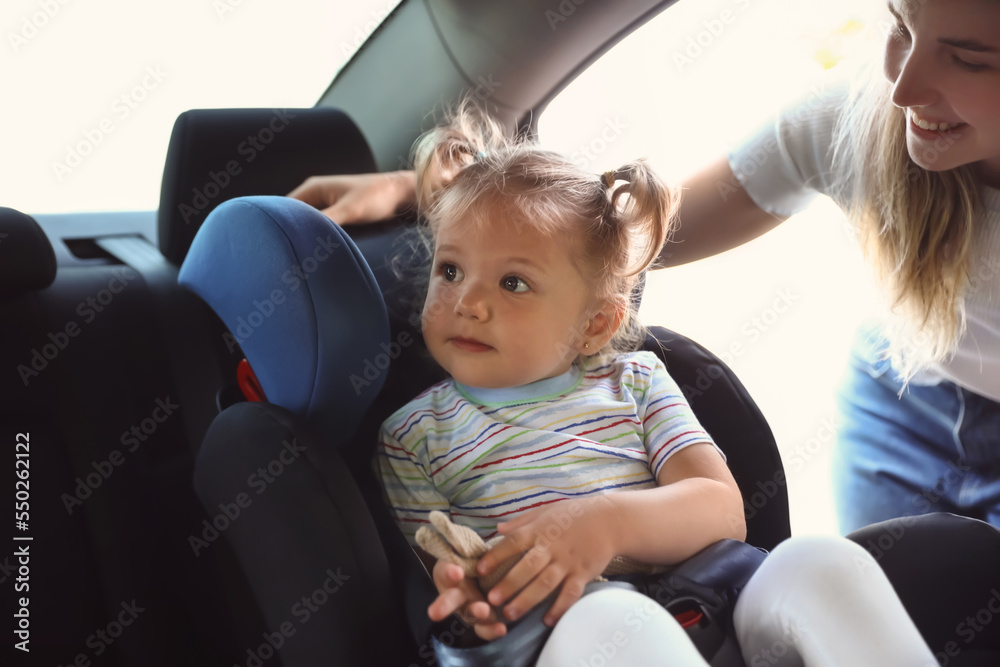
[{"left": 832, "top": 324, "right": 1000, "bottom": 533}]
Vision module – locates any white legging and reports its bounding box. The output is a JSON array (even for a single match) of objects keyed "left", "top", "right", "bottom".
[{"left": 535, "top": 535, "right": 937, "bottom": 666}]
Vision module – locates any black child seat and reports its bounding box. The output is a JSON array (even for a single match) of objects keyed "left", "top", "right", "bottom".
[{"left": 173, "top": 110, "right": 791, "bottom": 667}]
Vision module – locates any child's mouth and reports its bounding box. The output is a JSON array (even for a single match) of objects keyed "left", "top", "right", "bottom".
[{"left": 451, "top": 337, "right": 493, "bottom": 352}]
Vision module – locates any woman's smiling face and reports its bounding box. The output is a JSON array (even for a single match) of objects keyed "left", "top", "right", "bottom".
[{"left": 883, "top": 0, "right": 1000, "bottom": 184}]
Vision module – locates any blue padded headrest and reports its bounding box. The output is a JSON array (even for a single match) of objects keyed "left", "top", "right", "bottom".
[
  {"left": 0, "top": 207, "right": 56, "bottom": 299},
  {"left": 178, "top": 196, "right": 390, "bottom": 445}
]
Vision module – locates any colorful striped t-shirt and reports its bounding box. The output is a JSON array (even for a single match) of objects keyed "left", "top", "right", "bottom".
[{"left": 376, "top": 351, "right": 721, "bottom": 546}]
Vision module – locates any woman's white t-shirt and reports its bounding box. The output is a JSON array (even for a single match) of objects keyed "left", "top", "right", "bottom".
[{"left": 727, "top": 76, "right": 1000, "bottom": 402}]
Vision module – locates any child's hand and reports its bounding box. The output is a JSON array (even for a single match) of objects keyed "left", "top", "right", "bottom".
[
  {"left": 429, "top": 559, "right": 507, "bottom": 641},
  {"left": 476, "top": 497, "right": 620, "bottom": 627}
]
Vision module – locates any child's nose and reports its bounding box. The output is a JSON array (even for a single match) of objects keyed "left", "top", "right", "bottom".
[{"left": 454, "top": 282, "right": 489, "bottom": 320}]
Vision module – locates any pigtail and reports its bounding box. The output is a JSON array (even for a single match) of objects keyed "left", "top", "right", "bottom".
[
  {"left": 602, "top": 160, "right": 678, "bottom": 278},
  {"left": 411, "top": 97, "right": 508, "bottom": 212},
  {"left": 583, "top": 161, "right": 679, "bottom": 358}
]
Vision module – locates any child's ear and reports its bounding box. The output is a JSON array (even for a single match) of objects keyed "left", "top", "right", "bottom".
[{"left": 580, "top": 299, "right": 626, "bottom": 352}]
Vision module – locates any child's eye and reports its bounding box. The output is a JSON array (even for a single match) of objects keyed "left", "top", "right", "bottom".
[
  {"left": 501, "top": 275, "right": 530, "bottom": 293},
  {"left": 439, "top": 263, "right": 464, "bottom": 282},
  {"left": 954, "top": 56, "right": 989, "bottom": 73},
  {"left": 891, "top": 21, "right": 910, "bottom": 41}
]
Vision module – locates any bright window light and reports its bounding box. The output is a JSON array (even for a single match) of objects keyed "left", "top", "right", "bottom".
[
  {"left": 0, "top": 0, "right": 401, "bottom": 215},
  {"left": 539, "top": 0, "right": 889, "bottom": 537}
]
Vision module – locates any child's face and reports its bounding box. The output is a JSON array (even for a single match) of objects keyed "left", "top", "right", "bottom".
[
  {"left": 884, "top": 0, "right": 1000, "bottom": 181},
  {"left": 422, "top": 214, "right": 594, "bottom": 389}
]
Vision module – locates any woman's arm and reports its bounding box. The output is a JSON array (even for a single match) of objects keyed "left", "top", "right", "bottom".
[
  {"left": 658, "top": 155, "right": 789, "bottom": 267},
  {"left": 287, "top": 170, "right": 416, "bottom": 224},
  {"left": 290, "top": 155, "right": 785, "bottom": 259}
]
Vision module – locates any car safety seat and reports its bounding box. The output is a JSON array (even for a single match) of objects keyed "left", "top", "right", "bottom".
[
  {"left": 171, "top": 108, "right": 790, "bottom": 666},
  {"left": 179, "top": 209, "right": 789, "bottom": 667}
]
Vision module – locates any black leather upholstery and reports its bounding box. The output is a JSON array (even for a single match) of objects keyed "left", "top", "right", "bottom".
[
  {"left": 0, "top": 212, "right": 258, "bottom": 664},
  {"left": 640, "top": 326, "right": 789, "bottom": 551},
  {"left": 158, "top": 107, "right": 376, "bottom": 266},
  {"left": 0, "top": 207, "right": 56, "bottom": 298}
]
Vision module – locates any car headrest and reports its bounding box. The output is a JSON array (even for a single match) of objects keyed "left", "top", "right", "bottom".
[
  {"left": 0, "top": 207, "right": 57, "bottom": 299},
  {"left": 178, "top": 196, "right": 390, "bottom": 446},
  {"left": 158, "top": 108, "right": 376, "bottom": 266}
]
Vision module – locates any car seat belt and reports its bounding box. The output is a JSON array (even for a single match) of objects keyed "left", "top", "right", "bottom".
[{"left": 95, "top": 235, "right": 225, "bottom": 451}]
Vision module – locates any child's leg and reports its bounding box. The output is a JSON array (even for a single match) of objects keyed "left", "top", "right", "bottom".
[
  {"left": 536, "top": 587, "right": 710, "bottom": 666},
  {"left": 733, "top": 535, "right": 936, "bottom": 667}
]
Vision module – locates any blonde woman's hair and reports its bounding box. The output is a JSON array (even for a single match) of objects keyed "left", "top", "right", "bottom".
[
  {"left": 831, "top": 62, "right": 981, "bottom": 381},
  {"left": 409, "top": 97, "right": 678, "bottom": 359}
]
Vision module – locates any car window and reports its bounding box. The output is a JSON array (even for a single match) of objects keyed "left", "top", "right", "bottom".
[
  {"left": 1, "top": 0, "right": 401, "bottom": 215},
  {"left": 538, "top": 0, "right": 889, "bottom": 536}
]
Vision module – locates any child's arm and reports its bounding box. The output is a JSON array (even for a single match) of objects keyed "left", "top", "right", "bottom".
[
  {"left": 477, "top": 441, "right": 744, "bottom": 627},
  {"left": 606, "top": 440, "right": 746, "bottom": 562}
]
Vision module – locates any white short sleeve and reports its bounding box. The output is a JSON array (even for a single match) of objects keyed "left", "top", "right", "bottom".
[
  {"left": 634, "top": 353, "right": 725, "bottom": 478},
  {"left": 727, "top": 76, "right": 851, "bottom": 218}
]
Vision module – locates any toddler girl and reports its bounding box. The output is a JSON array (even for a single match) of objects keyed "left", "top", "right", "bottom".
[{"left": 376, "top": 102, "right": 935, "bottom": 665}]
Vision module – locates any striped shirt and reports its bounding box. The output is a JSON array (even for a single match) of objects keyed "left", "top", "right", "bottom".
[{"left": 376, "top": 351, "right": 721, "bottom": 546}]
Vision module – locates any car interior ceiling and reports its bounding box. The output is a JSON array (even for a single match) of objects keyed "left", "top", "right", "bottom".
[
  {"left": 0, "top": 0, "right": 773, "bottom": 665},
  {"left": 322, "top": 0, "right": 680, "bottom": 169}
]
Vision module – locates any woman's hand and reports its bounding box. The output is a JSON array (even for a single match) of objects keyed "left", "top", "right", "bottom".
[
  {"left": 476, "top": 496, "right": 620, "bottom": 627},
  {"left": 287, "top": 171, "right": 416, "bottom": 225},
  {"left": 429, "top": 559, "right": 507, "bottom": 641}
]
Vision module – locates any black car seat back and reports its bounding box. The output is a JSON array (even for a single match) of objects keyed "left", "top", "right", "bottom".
[
  {"left": 0, "top": 208, "right": 251, "bottom": 664},
  {"left": 158, "top": 107, "right": 376, "bottom": 266}
]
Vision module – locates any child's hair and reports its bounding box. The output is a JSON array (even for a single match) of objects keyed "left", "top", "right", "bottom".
[
  {"left": 408, "top": 98, "right": 679, "bottom": 359},
  {"left": 831, "top": 62, "right": 981, "bottom": 382}
]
